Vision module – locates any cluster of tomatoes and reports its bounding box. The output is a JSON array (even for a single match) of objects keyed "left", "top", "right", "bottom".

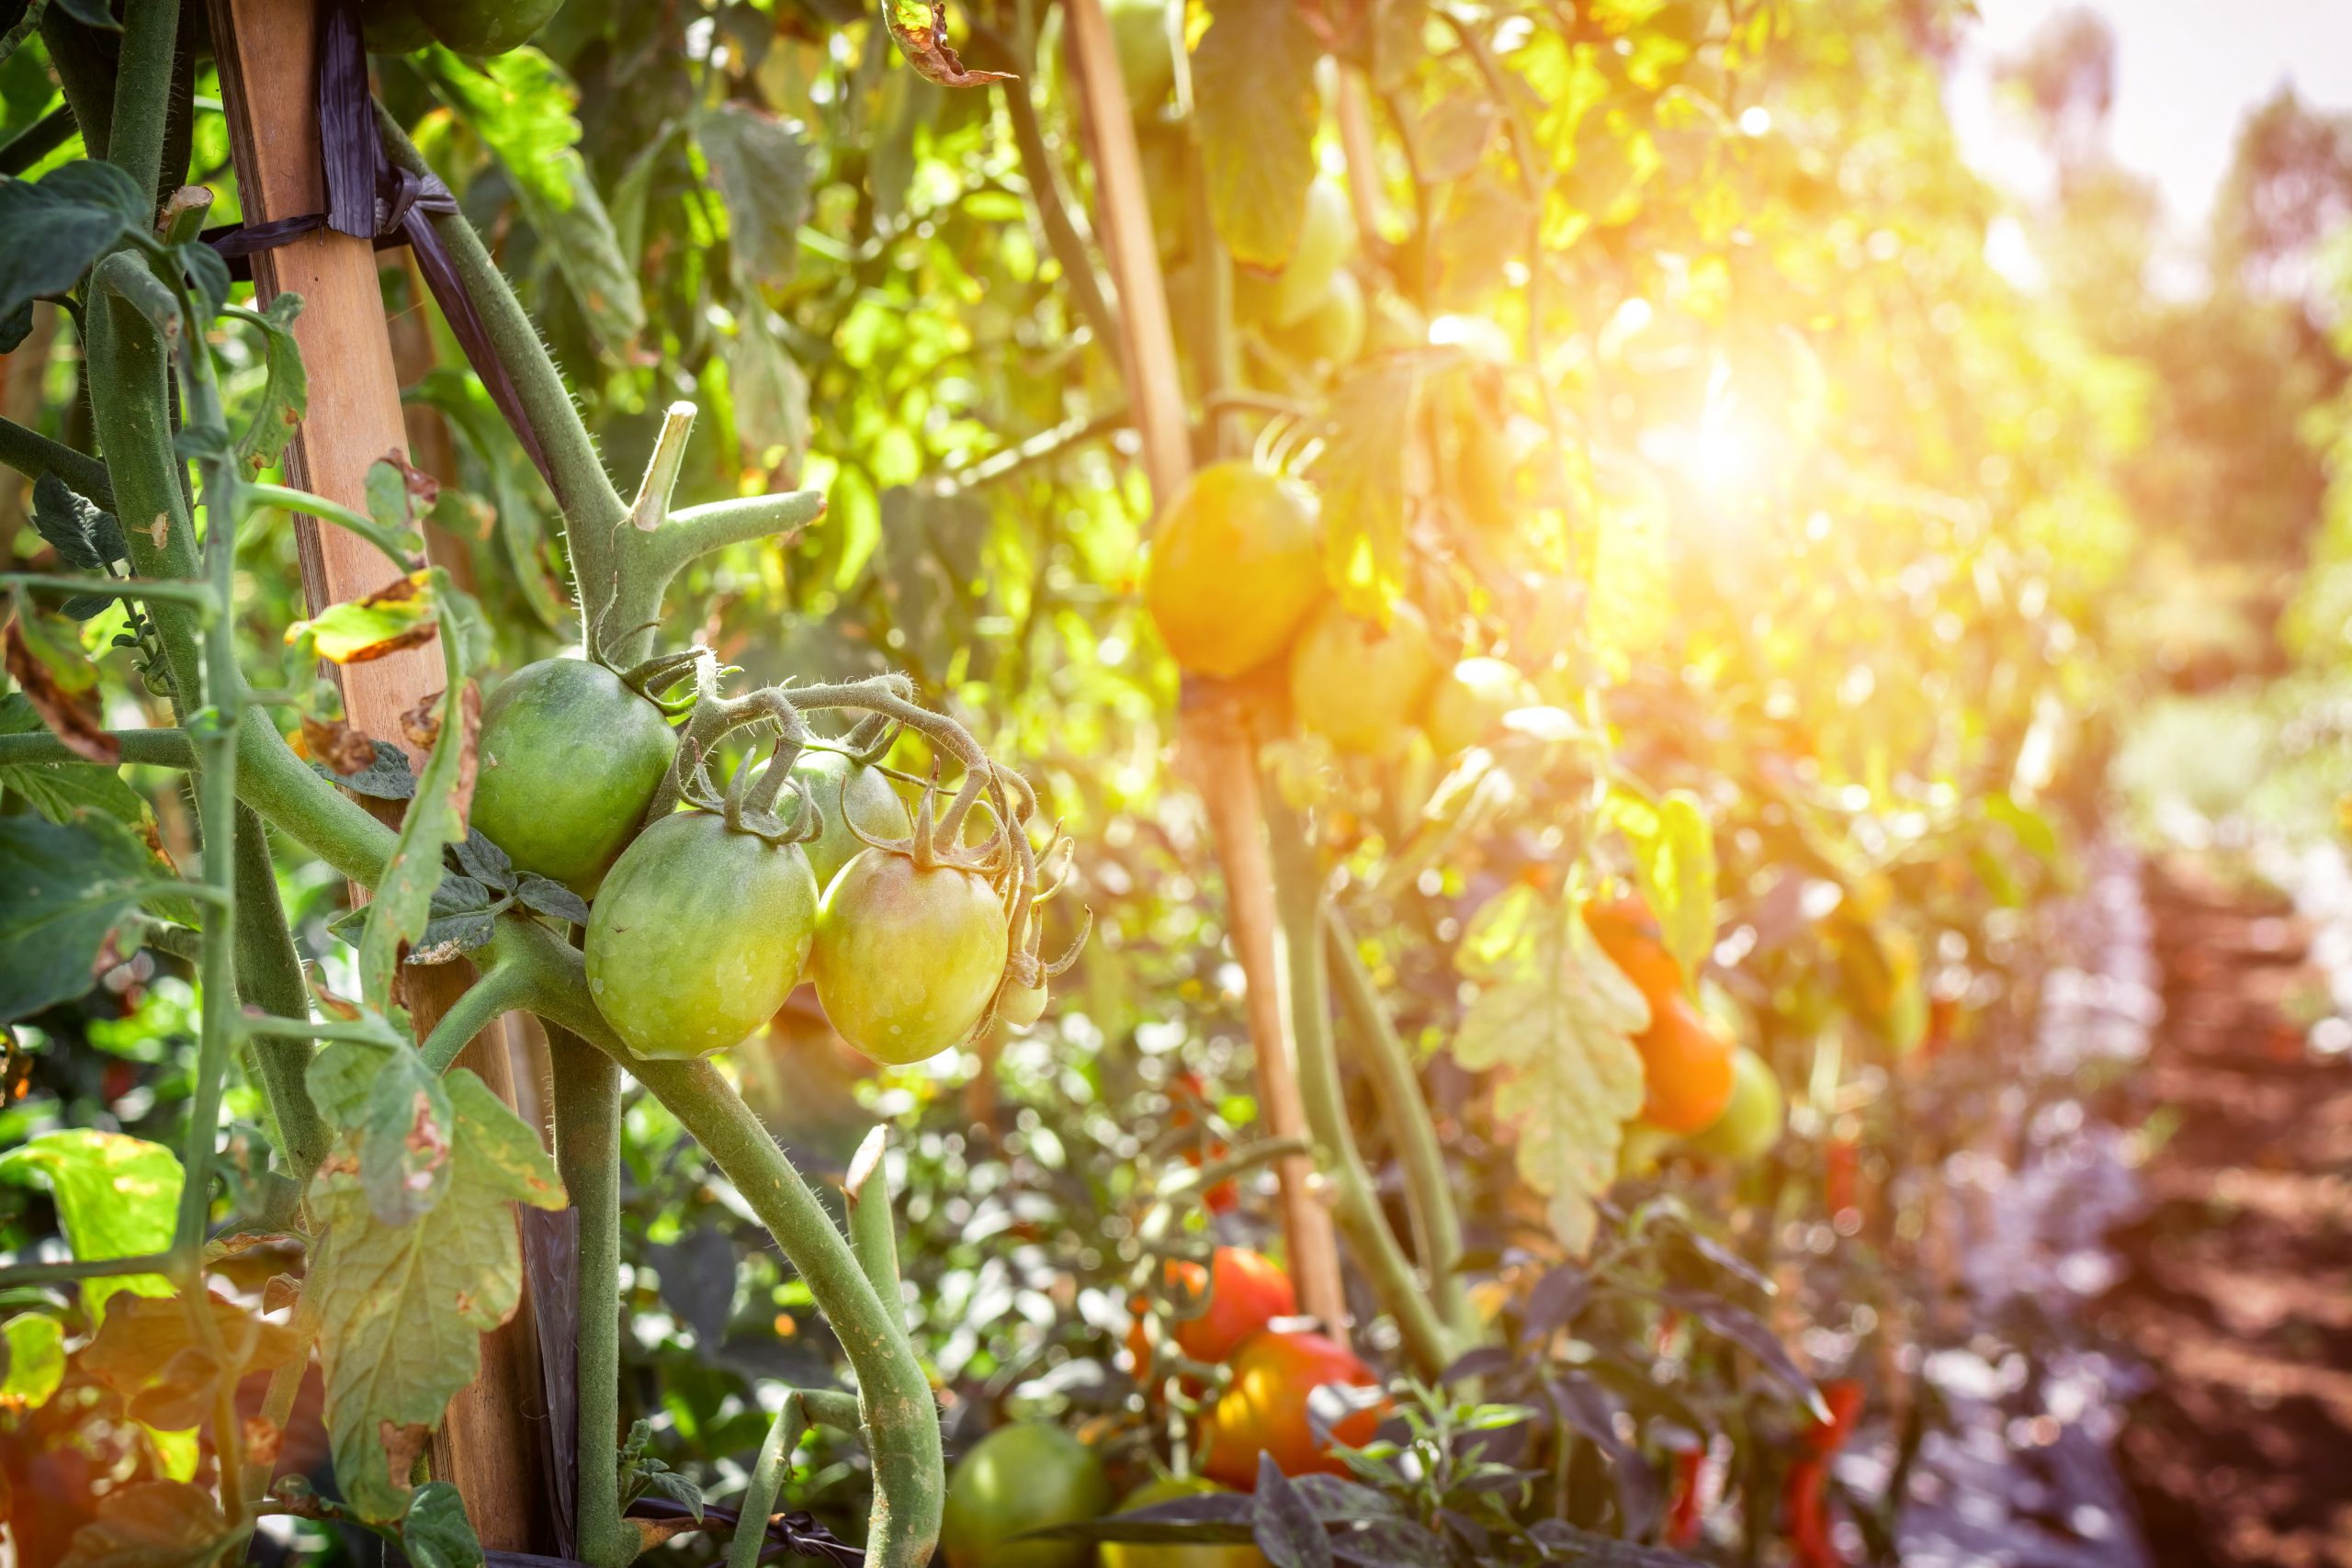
[
  {"left": 466, "top": 657, "right": 1043, "bottom": 1066},
  {"left": 942, "top": 1247, "right": 1375, "bottom": 1568},
  {"left": 1145, "top": 463, "right": 1542, "bottom": 761}
]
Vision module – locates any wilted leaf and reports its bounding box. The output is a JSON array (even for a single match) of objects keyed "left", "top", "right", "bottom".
[
  {"left": 57, "top": 1481, "right": 230, "bottom": 1568},
  {"left": 0, "top": 811, "right": 158, "bottom": 1025},
  {"left": 1452, "top": 894, "right": 1648, "bottom": 1254},
  {"left": 0, "top": 1131, "right": 179, "bottom": 1323},
  {"left": 285, "top": 572, "right": 439, "bottom": 666},
  {"left": 81, "top": 1290, "right": 304, "bottom": 1431},
  {"left": 0, "top": 1313, "right": 63, "bottom": 1409},
  {"left": 6, "top": 599, "right": 116, "bottom": 762},
  {"left": 357, "top": 673, "right": 480, "bottom": 1012},
  {"left": 879, "top": 0, "right": 1015, "bottom": 87},
  {"left": 232, "top": 293, "right": 307, "bottom": 474},
  {"left": 311, "top": 739, "right": 418, "bottom": 800},
  {"left": 301, "top": 714, "right": 382, "bottom": 776},
  {"left": 1192, "top": 0, "right": 1321, "bottom": 267},
  {"left": 310, "top": 1067, "right": 566, "bottom": 1519},
  {"left": 0, "top": 693, "right": 145, "bottom": 823}
]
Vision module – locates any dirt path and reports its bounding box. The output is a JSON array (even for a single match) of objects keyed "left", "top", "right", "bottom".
[{"left": 2099, "top": 856, "right": 2352, "bottom": 1568}]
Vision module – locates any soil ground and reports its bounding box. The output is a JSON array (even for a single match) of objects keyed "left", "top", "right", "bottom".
[{"left": 2100, "top": 857, "right": 2352, "bottom": 1568}]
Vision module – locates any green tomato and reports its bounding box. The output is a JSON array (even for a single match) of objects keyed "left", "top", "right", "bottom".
[
  {"left": 415, "top": 0, "right": 565, "bottom": 54},
  {"left": 584, "top": 813, "right": 819, "bottom": 1060},
  {"left": 471, "top": 658, "right": 676, "bottom": 896},
  {"left": 1685, "top": 1047, "right": 1783, "bottom": 1162},
  {"left": 791, "top": 749, "right": 911, "bottom": 892},
  {"left": 1288, "top": 600, "right": 1440, "bottom": 756},
  {"left": 1424, "top": 657, "right": 1541, "bottom": 757},
  {"left": 996, "top": 978, "right": 1049, "bottom": 1031},
  {"left": 942, "top": 1424, "right": 1112, "bottom": 1568},
  {"left": 812, "top": 850, "right": 1011, "bottom": 1065},
  {"left": 362, "top": 0, "right": 435, "bottom": 51},
  {"left": 1102, "top": 1477, "right": 1269, "bottom": 1568},
  {"left": 1266, "top": 268, "right": 1365, "bottom": 369},
  {"left": 1270, "top": 177, "right": 1356, "bottom": 327}
]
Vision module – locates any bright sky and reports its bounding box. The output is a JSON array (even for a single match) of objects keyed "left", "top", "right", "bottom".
[{"left": 1946, "top": 0, "right": 2352, "bottom": 232}]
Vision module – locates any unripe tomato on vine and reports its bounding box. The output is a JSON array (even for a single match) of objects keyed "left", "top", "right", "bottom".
[
  {"left": 1426, "top": 655, "right": 1541, "bottom": 757},
  {"left": 1144, "top": 463, "right": 1323, "bottom": 680},
  {"left": 941, "top": 1423, "right": 1111, "bottom": 1568},
  {"left": 470, "top": 658, "right": 678, "bottom": 896},
  {"left": 1197, "top": 1328, "right": 1383, "bottom": 1486},
  {"left": 585, "top": 811, "right": 820, "bottom": 1061},
  {"left": 791, "top": 747, "right": 910, "bottom": 891},
  {"left": 1288, "top": 600, "right": 1439, "bottom": 756},
  {"left": 1685, "top": 1046, "right": 1784, "bottom": 1162}
]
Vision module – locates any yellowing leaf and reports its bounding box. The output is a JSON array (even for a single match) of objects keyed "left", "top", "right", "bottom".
[
  {"left": 1452, "top": 895, "right": 1648, "bottom": 1254},
  {"left": 285, "top": 573, "right": 439, "bottom": 665},
  {"left": 1191, "top": 0, "right": 1320, "bottom": 268},
  {"left": 1610, "top": 789, "right": 1717, "bottom": 983},
  {"left": 81, "top": 1291, "right": 303, "bottom": 1431},
  {"left": 57, "top": 1480, "right": 228, "bottom": 1568},
  {"left": 1, "top": 1313, "right": 64, "bottom": 1409},
  {"left": 0, "top": 1130, "right": 179, "bottom": 1325}
]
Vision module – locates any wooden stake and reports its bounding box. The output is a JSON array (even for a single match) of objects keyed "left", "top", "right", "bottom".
[
  {"left": 1061, "top": 0, "right": 1351, "bottom": 1342},
  {"left": 208, "top": 0, "right": 552, "bottom": 1547}
]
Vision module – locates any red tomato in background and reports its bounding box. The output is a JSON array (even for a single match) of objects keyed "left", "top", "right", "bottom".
[
  {"left": 1198, "top": 1329, "right": 1382, "bottom": 1486},
  {"left": 1170, "top": 1247, "right": 1297, "bottom": 1364}
]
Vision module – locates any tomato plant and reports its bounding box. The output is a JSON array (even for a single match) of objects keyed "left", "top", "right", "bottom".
[
  {"left": 941, "top": 1423, "right": 1111, "bottom": 1568},
  {"left": 470, "top": 656, "right": 678, "bottom": 895}
]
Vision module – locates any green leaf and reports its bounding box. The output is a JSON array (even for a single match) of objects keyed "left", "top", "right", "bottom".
[
  {"left": 0, "top": 694, "right": 146, "bottom": 824},
  {"left": 29, "top": 470, "right": 126, "bottom": 570},
  {"left": 358, "top": 1047, "right": 457, "bottom": 1226},
  {"left": 309, "top": 738, "right": 418, "bottom": 801},
  {"left": 0, "top": 161, "right": 143, "bottom": 320},
  {"left": 0, "top": 1130, "right": 180, "bottom": 1323},
  {"left": 1191, "top": 0, "right": 1321, "bottom": 268},
  {"left": 57, "top": 1481, "right": 231, "bottom": 1568},
  {"left": 307, "top": 1067, "right": 565, "bottom": 1522},
  {"left": 0, "top": 809, "right": 156, "bottom": 1022},
  {"left": 1314, "top": 360, "right": 1420, "bottom": 617},
  {"left": 0, "top": 1312, "right": 64, "bottom": 1409},
  {"left": 512, "top": 872, "right": 588, "bottom": 927},
  {"left": 1451, "top": 896, "right": 1647, "bottom": 1255},
  {"left": 1609, "top": 790, "right": 1716, "bottom": 985},
  {"left": 697, "top": 103, "right": 811, "bottom": 288},
  {"left": 232, "top": 294, "right": 308, "bottom": 475},
  {"left": 422, "top": 46, "right": 644, "bottom": 346},
  {"left": 401, "top": 1483, "right": 487, "bottom": 1568},
  {"left": 357, "top": 664, "right": 479, "bottom": 1013},
  {"left": 727, "top": 320, "right": 812, "bottom": 469}
]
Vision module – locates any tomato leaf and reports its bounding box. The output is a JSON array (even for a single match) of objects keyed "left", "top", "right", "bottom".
[
  {"left": 401, "top": 1482, "right": 487, "bottom": 1568},
  {"left": 308, "top": 1066, "right": 565, "bottom": 1522},
  {"left": 29, "top": 470, "right": 126, "bottom": 572},
  {"left": 80, "top": 1290, "right": 304, "bottom": 1431},
  {"left": 0, "top": 161, "right": 144, "bottom": 321},
  {"left": 227, "top": 293, "right": 307, "bottom": 475},
  {"left": 0, "top": 1312, "right": 63, "bottom": 1410},
  {"left": 878, "top": 0, "right": 1015, "bottom": 87},
  {"left": 0, "top": 1131, "right": 179, "bottom": 1323},
  {"left": 56, "top": 1480, "right": 231, "bottom": 1568},
  {"left": 6, "top": 596, "right": 116, "bottom": 763},
  {"left": 1451, "top": 889, "right": 1648, "bottom": 1255},
  {"left": 1315, "top": 360, "right": 1422, "bottom": 617},
  {"left": 1191, "top": 0, "right": 1321, "bottom": 268},
  {"left": 358, "top": 1047, "right": 458, "bottom": 1226},
  {"left": 357, "top": 658, "right": 480, "bottom": 1015},
  {"left": 514, "top": 872, "right": 589, "bottom": 927},
  {"left": 310, "top": 739, "right": 418, "bottom": 801},
  {"left": 697, "top": 103, "right": 811, "bottom": 288},
  {"left": 0, "top": 693, "right": 145, "bottom": 824},
  {"left": 286, "top": 572, "right": 440, "bottom": 666},
  {"left": 1608, "top": 789, "right": 1716, "bottom": 986},
  {"left": 0, "top": 811, "right": 158, "bottom": 1023},
  {"left": 450, "top": 829, "right": 515, "bottom": 893}
]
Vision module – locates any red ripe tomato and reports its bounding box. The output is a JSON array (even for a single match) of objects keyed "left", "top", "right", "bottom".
[
  {"left": 1582, "top": 893, "right": 1682, "bottom": 1010},
  {"left": 1169, "top": 1248, "right": 1296, "bottom": 1365},
  {"left": 1197, "top": 1330, "right": 1381, "bottom": 1487},
  {"left": 1170, "top": 1072, "right": 1237, "bottom": 1212},
  {"left": 1144, "top": 464, "right": 1323, "bottom": 680},
  {"left": 1636, "top": 998, "right": 1736, "bottom": 1134}
]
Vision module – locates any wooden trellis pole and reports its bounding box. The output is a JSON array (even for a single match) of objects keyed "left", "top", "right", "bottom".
[
  {"left": 205, "top": 0, "right": 554, "bottom": 1548},
  {"left": 1059, "top": 0, "right": 1351, "bottom": 1342}
]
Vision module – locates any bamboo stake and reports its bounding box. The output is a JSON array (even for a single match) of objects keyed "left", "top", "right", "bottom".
[
  {"left": 1060, "top": 0, "right": 1350, "bottom": 1343},
  {"left": 207, "top": 0, "right": 552, "bottom": 1546}
]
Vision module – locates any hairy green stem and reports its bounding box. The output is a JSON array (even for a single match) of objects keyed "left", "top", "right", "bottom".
[
  {"left": 967, "top": 22, "right": 1119, "bottom": 348},
  {"left": 1261, "top": 789, "right": 1454, "bottom": 1376},
  {"left": 232, "top": 805, "right": 331, "bottom": 1190},
  {"left": 37, "top": 9, "right": 115, "bottom": 165},
  {"left": 244, "top": 481, "right": 423, "bottom": 570},
  {"left": 843, "top": 1127, "right": 911, "bottom": 1356},
  {"left": 0, "top": 728, "right": 194, "bottom": 768},
  {"left": 1323, "top": 906, "right": 1468, "bottom": 1340},
  {"left": 549, "top": 1025, "right": 629, "bottom": 1568},
  {"left": 0, "top": 1250, "right": 177, "bottom": 1288},
  {"left": 726, "top": 1394, "right": 810, "bottom": 1568},
  {"left": 417, "top": 960, "right": 528, "bottom": 1075},
  {"left": 0, "top": 415, "right": 117, "bottom": 511},
  {"left": 109, "top": 0, "right": 183, "bottom": 212}
]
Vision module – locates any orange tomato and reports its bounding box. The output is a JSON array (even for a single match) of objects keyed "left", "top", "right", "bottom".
[
  {"left": 1198, "top": 1329, "right": 1382, "bottom": 1486},
  {"left": 1144, "top": 464, "right": 1323, "bottom": 679},
  {"left": 1636, "top": 998, "right": 1736, "bottom": 1134},
  {"left": 1169, "top": 1247, "right": 1296, "bottom": 1364},
  {"left": 1583, "top": 894, "right": 1683, "bottom": 1009}
]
